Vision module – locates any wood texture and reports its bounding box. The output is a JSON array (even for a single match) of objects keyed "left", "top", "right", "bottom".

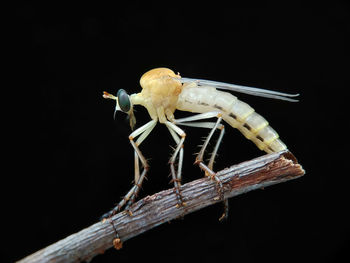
[{"left": 17, "top": 150, "right": 304, "bottom": 263}]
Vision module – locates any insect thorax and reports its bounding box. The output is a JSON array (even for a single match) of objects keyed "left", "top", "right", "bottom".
[{"left": 138, "top": 68, "right": 183, "bottom": 121}]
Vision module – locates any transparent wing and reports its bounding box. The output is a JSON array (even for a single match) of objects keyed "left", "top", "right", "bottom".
[{"left": 178, "top": 77, "right": 299, "bottom": 102}]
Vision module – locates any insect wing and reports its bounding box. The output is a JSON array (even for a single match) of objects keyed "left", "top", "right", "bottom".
[{"left": 179, "top": 77, "right": 299, "bottom": 102}]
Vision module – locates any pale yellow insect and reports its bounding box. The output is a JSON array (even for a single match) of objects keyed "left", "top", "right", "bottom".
[{"left": 102, "top": 67, "right": 298, "bottom": 219}]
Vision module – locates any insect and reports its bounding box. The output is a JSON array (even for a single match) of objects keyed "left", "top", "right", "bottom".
[{"left": 101, "top": 67, "right": 298, "bottom": 220}]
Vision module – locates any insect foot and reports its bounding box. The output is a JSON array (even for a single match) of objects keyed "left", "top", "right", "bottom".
[
  {"left": 100, "top": 211, "right": 115, "bottom": 221},
  {"left": 196, "top": 162, "right": 225, "bottom": 201},
  {"left": 175, "top": 199, "right": 187, "bottom": 208},
  {"left": 100, "top": 204, "right": 123, "bottom": 221},
  {"left": 211, "top": 174, "right": 224, "bottom": 200},
  {"left": 113, "top": 238, "right": 123, "bottom": 250},
  {"left": 218, "top": 199, "right": 229, "bottom": 222},
  {"left": 175, "top": 203, "right": 186, "bottom": 209},
  {"left": 172, "top": 183, "right": 187, "bottom": 208},
  {"left": 104, "top": 217, "right": 123, "bottom": 250},
  {"left": 125, "top": 208, "right": 133, "bottom": 216}
]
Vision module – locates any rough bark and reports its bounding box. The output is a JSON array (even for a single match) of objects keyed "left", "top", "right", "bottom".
[{"left": 17, "top": 150, "right": 305, "bottom": 263}]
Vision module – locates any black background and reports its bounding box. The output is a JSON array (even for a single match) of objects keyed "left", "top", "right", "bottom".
[{"left": 8, "top": 2, "right": 348, "bottom": 262}]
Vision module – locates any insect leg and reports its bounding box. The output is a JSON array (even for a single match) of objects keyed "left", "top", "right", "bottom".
[
  {"left": 166, "top": 123, "right": 186, "bottom": 207},
  {"left": 101, "top": 120, "right": 157, "bottom": 219},
  {"left": 131, "top": 119, "right": 157, "bottom": 183},
  {"left": 174, "top": 112, "right": 229, "bottom": 220},
  {"left": 207, "top": 125, "right": 229, "bottom": 221},
  {"left": 208, "top": 123, "right": 225, "bottom": 170},
  {"left": 124, "top": 166, "right": 148, "bottom": 212},
  {"left": 195, "top": 116, "right": 225, "bottom": 195},
  {"left": 174, "top": 120, "right": 225, "bottom": 170},
  {"left": 124, "top": 119, "right": 157, "bottom": 211},
  {"left": 173, "top": 112, "right": 224, "bottom": 176},
  {"left": 174, "top": 111, "right": 221, "bottom": 123},
  {"left": 101, "top": 185, "right": 137, "bottom": 219}
]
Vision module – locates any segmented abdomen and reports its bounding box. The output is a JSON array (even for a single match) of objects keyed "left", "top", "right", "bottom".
[{"left": 176, "top": 83, "right": 287, "bottom": 153}]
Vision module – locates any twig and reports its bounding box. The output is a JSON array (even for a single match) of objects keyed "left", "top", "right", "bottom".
[{"left": 17, "top": 150, "right": 305, "bottom": 263}]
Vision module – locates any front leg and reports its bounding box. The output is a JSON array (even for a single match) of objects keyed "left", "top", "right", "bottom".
[{"left": 101, "top": 120, "right": 157, "bottom": 219}]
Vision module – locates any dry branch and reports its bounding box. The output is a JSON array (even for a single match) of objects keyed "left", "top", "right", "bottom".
[{"left": 18, "top": 150, "right": 304, "bottom": 263}]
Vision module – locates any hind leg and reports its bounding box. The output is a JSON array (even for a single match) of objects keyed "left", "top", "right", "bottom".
[{"left": 174, "top": 112, "right": 229, "bottom": 220}]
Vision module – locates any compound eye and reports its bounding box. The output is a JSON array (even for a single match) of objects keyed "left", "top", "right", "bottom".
[{"left": 117, "top": 89, "right": 131, "bottom": 112}]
